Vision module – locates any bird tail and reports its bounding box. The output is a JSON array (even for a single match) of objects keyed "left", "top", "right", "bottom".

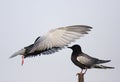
[
  {"left": 93, "top": 64, "right": 114, "bottom": 69},
  {"left": 97, "top": 59, "right": 111, "bottom": 64},
  {"left": 9, "top": 49, "right": 25, "bottom": 58}
]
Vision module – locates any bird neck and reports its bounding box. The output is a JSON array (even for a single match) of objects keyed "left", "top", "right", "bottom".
[{"left": 72, "top": 49, "right": 82, "bottom": 56}]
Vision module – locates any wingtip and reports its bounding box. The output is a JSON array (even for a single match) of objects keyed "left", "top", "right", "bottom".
[
  {"left": 105, "top": 60, "right": 111, "bottom": 63},
  {"left": 110, "top": 67, "right": 115, "bottom": 69}
]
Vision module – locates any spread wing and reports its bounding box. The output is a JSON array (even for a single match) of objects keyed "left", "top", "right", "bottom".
[{"left": 30, "top": 25, "right": 92, "bottom": 54}]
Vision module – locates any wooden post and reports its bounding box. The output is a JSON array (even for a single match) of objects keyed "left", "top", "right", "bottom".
[{"left": 77, "top": 73, "right": 84, "bottom": 82}]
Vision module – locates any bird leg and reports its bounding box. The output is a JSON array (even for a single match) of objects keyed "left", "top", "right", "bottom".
[
  {"left": 83, "top": 68, "right": 87, "bottom": 75},
  {"left": 76, "top": 68, "right": 87, "bottom": 76},
  {"left": 21, "top": 55, "right": 24, "bottom": 66},
  {"left": 80, "top": 69, "right": 83, "bottom": 74}
]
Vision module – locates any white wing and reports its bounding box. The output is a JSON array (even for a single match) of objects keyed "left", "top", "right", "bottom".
[
  {"left": 77, "top": 56, "right": 92, "bottom": 65},
  {"left": 30, "top": 25, "right": 92, "bottom": 53}
]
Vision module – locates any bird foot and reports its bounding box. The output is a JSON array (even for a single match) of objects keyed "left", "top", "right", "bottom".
[
  {"left": 76, "top": 72, "right": 84, "bottom": 76},
  {"left": 76, "top": 73, "right": 80, "bottom": 76},
  {"left": 76, "top": 69, "right": 87, "bottom": 76}
]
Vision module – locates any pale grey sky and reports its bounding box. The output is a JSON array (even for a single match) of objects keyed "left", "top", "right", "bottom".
[{"left": 0, "top": 0, "right": 120, "bottom": 82}]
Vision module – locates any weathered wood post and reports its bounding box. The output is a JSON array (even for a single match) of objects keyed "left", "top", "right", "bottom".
[{"left": 77, "top": 73, "right": 84, "bottom": 82}]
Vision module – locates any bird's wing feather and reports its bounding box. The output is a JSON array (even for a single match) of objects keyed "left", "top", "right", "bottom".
[
  {"left": 77, "top": 56, "right": 92, "bottom": 65},
  {"left": 30, "top": 25, "right": 92, "bottom": 53},
  {"left": 76, "top": 53, "right": 99, "bottom": 66}
]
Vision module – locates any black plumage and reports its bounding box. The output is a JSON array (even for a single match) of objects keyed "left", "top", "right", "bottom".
[
  {"left": 68, "top": 44, "right": 114, "bottom": 74},
  {"left": 24, "top": 45, "right": 62, "bottom": 58}
]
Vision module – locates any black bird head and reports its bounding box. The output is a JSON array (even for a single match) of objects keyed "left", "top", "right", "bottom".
[{"left": 68, "top": 44, "right": 82, "bottom": 53}]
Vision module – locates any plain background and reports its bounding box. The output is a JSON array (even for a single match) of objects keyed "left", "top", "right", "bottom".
[{"left": 0, "top": 0, "right": 119, "bottom": 82}]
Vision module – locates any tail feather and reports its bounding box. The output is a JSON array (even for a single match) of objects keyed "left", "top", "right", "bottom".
[
  {"left": 9, "top": 53, "right": 19, "bottom": 58},
  {"left": 93, "top": 64, "right": 114, "bottom": 69},
  {"left": 10, "top": 49, "right": 25, "bottom": 58}
]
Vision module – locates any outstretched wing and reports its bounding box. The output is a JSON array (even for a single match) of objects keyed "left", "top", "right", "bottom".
[{"left": 30, "top": 25, "right": 92, "bottom": 55}]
